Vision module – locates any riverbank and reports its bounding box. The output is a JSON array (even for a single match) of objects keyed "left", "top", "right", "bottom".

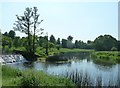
[
  {"left": 37, "top": 48, "right": 94, "bottom": 62},
  {"left": 2, "top": 65, "right": 75, "bottom": 87},
  {"left": 91, "top": 51, "right": 120, "bottom": 64}
]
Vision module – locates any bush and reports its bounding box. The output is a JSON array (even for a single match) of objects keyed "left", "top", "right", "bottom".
[{"left": 20, "top": 70, "right": 41, "bottom": 87}]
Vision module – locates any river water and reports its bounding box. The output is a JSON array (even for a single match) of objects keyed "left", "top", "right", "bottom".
[{"left": 6, "top": 52, "right": 119, "bottom": 86}]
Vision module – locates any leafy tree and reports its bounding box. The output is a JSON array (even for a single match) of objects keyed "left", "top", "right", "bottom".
[
  {"left": 38, "top": 36, "right": 47, "bottom": 47},
  {"left": 3, "top": 32, "right": 8, "bottom": 37},
  {"left": 94, "top": 35, "right": 117, "bottom": 51},
  {"left": 117, "top": 41, "right": 120, "bottom": 51},
  {"left": 13, "top": 37, "right": 21, "bottom": 47},
  {"left": 78, "top": 40, "right": 87, "bottom": 49},
  {"left": 56, "top": 44, "right": 61, "bottom": 50},
  {"left": 13, "top": 7, "right": 43, "bottom": 57},
  {"left": 13, "top": 7, "right": 33, "bottom": 52},
  {"left": 49, "top": 42, "right": 55, "bottom": 49},
  {"left": 67, "top": 36, "right": 74, "bottom": 48},
  {"left": 57, "top": 38, "right": 60, "bottom": 45},
  {"left": 50, "top": 35, "right": 56, "bottom": 44},
  {"left": 56, "top": 38, "right": 61, "bottom": 50},
  {"left": 75, "top": 40, "right": 79, "bottom": 48},
  {"left": 32, "top": 7, "right": 43, "bottom": 54},
  {"left": 8, "top": 30, "right": 16, "bottom": 39},
  {"left": 20, "top": 37, "right": 28, "bottom": 47},
  {"left": 67, "top": 35, "right": 73, "bottom": 41},
  {"left": 2, "top": 35, "right": 12, "bottom": 53},
  {"left": 86, "top": 40, "right": 94, "bottom": 49},
  {"left": 62, "top": 39, "right": 67, "bottom": 48}
]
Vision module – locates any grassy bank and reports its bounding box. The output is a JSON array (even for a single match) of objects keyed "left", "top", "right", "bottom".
[
  {"left": 37, "top": 48, "right": 94, "bottom": 61},
  {"left": 2, "top": 65, "right": 75, "bottom": 87},
  {"left": 91, "top": 51, "right": 120, "bottom": 64}
]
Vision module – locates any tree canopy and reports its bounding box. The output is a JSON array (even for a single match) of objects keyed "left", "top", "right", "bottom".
[
  {"left": 94, "top": 35, "right": 118, "bottom": 51},
  {"left": 50, "top": 35, "right": 56, "bottom": 44},
  {"left": 13, "top": 7, "right": 43, "bottom": 57}
]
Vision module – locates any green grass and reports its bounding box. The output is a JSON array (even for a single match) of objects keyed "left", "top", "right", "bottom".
[
  {"left": 37, "top": 48, "right": 94, "bottom": 61},
  {"left": 2, "top": 65, "right": 75, "bottom": 87},
  {"left": 91, "top": 51, "right": 120, "bottom": 64},
  {"left": 59, "top": 48, "right": 93, "bottom": 53}
]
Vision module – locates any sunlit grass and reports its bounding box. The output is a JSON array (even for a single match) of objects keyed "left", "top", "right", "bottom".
[
  {"left": 2, "top": 65, "right": 75, "bottom": 87},
  {"left": 91, "top": 51, "right": 120, "bottom": 64}
]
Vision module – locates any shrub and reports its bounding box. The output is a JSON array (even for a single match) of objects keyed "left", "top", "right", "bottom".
[{"left": 20, "top": 70, "right": 41, "bottom": 87}]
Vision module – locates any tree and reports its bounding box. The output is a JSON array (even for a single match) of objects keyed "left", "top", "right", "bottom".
[
  {"left": 3, "top": 32, "right": 8, "bottom": 37},
  {"left": 57, "top": 38, "right": 60, "bottom": 45},
  {"left": 94, "top": 35, "right": 117, "bottom": 51},
  {"left": 32, "top": 7, "right": 43, "bottom": 54},
  {"left": 62, "top": 39, "right": 67, "bottom": 48},
  {"left": 8, "top": 30, "right": 16, "bottom": 39},
  {"left": 13, "top": 37, "right": 22, "bottom": 47},
  {"left": 86, "top": 40, "right": 94, "bottom": 49},
  {"left": 38, "top": 36, "right": 47, "bottom": 47},
  {"left": 118, "top": 41, "right": 120, "bottom": 51},
  {"left": 50, "top": 35, "right": 56, "bottom": 44},
  {"left": 13, "top": 7, "right": 33, "bottom": 53},
  {"left": 13, "top": 7, "right": 43, "bottom": 57},
  {"left": 75, "top": 40, "right": 79, "bottom": 48},
  {"left": 67, "top": 35, "right": 73, "bottom": 41},
  {"left": 56, "top": 38, "right": 61, "bottom": 50},
  {"left": 49, "top": 42, "right": 55, "bottom": 49},
  {"left": 2, "top": 35, "right": 12, "bottom": 53}
]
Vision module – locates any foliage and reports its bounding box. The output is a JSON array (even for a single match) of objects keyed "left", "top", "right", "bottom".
[
  {"left": 50, "top": 35, "right": 56, "bottom": 44},
  {"left": 13, "top": 36, "right": 21, "bottom": 47},
  {"left": 62, "top": 39, "right": 67, "bottom": 48},
  {"left": 118, "top": 41, "right": 120, "bottom": 51},
  {"left": 74, "top": 40, "right": 88, "bottom": 49},
  {"left": 2, "top": 35, "right": 12, "bottom": 53},
  {"left": 91, "top": 51, "right": 120, "bottom": 64},
  {"left": 8, "top": 30, "right": 16, "bottom": 39},
  {"left": 94, "top": 35, "right": 117, "bottom": 51},
  {"left": 67, "top": 35, "right": 73, "bottom": 41},
  {"left": 13, "top": 7, "right": 43, "bottom": 57},
  {"left": 56, "top": 44, "right": 61, "bottom": 50},
  {"left": 57, "top": 38, "right": 61, "bottom": 45},
  {"left": 49, "top": 42, "right": 55, "bottom": 49},
  {"left": 20, "top": 70, "right": 41, "bottom": 87}
]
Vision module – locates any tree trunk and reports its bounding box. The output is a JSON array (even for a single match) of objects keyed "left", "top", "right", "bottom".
[
  {"left": 33, "top": 24, "right": 36, "bottom": 55},
  {"left": 27, "top": 20, "right": 31, "bottom": 53}
]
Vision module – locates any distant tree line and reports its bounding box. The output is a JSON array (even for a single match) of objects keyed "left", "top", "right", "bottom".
[{"left": 1, "top": 30, "right": 120, "bottom": 54}]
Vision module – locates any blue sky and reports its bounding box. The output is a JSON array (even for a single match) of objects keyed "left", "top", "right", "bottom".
[{"left": 0, "top": 1, "right": 118, "bottom": 42}]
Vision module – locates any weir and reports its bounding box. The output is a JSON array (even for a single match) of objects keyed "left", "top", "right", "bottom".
[{"left": 0, "top": 54, "right": 27, "bottom": 65}]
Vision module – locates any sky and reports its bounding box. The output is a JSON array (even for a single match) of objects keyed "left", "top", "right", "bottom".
[{"left": 0, "top": 1, "right": 118, "bottom": 42}]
